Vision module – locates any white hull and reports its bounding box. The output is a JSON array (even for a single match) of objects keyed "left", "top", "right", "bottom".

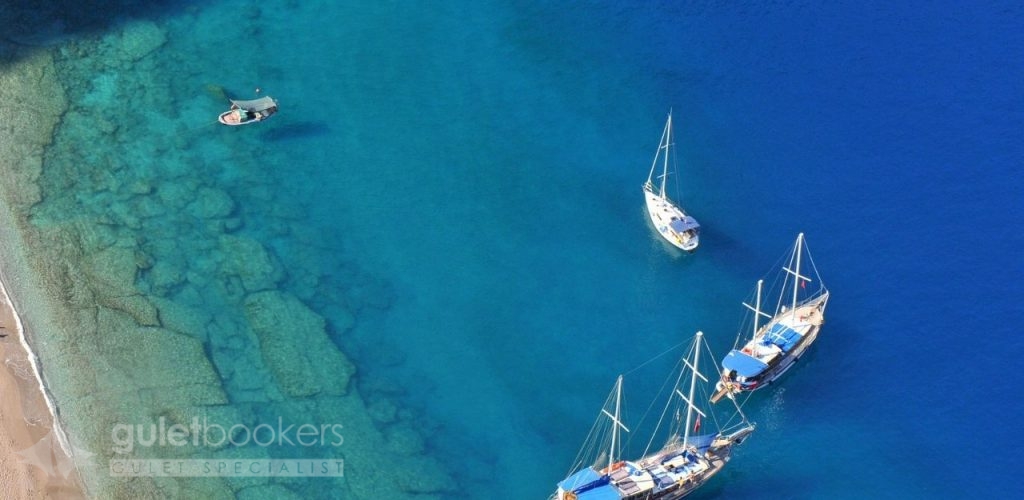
[{"left": 644, "top": 185, "right": 699, "bottom": 252}]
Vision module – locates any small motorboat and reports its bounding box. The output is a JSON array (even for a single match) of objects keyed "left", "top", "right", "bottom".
[{"left": 218, "top": 96, "right": 279, "bottom": 126}]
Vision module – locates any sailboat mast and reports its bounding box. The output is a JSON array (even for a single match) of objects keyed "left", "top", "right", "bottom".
[
  {"left": 609, "top": 375, "right": 623, "bottom": 467},
  {"left": 682, "top": 332, "right": 703, "bottom": 445},
  {"left": 647, "top": 114, "right": 671, "bottom": 187},
  {"left": 791, "top": 233, "right": 804, "bottom": 318},
  {"left": 660, "top": 112, "right": 672, "bottom": 198},
  {"left": 753, "top": 279, "right": 764, "bottom": 337}
]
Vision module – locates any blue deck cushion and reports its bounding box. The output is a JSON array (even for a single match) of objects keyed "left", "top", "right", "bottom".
[
  {"left": 669, "top": 216, "right": 700, "bottom": 233},
  {"left": 578, "top": 485, "right": 625, "bottom": 500},
  {"left": 767, "top": 324, "right": 802, "bottom": 352},
  {"left": 722, "top": 350, "right": 769, "bottom": 378},
  {"left": 654, "top": 473, "right": 675, "bottom": 489}
]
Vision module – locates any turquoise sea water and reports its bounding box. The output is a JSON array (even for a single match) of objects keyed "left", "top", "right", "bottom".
[{"left": 13, "top": 0, "right": 1023, "bottom": 498}]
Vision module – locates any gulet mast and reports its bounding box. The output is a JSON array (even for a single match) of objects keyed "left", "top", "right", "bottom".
[
  {"left": 601, "top": 375, "right": 629, "bottom": 468},
  {"left": 783, "top": 233, "right": 809, "bottom": 321},
  {"left": 791, "top": 234, "right": 804, "bottom": 319},
  {"left": 681, "top": 332, "right": 706, "bottom": 445},
  {"left": 743, "top": 279, "right": 770, "bottom": 339}
]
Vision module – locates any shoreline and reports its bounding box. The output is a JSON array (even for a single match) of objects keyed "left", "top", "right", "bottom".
[
  {"left": 0, "top": 266, "right": 86, "bottom": 499},
  {"left": 0, "top": 17, "right": 458, "bottom": 496},
  {"left": 0, "top": 42, "right": 88, "bottom": 498}
]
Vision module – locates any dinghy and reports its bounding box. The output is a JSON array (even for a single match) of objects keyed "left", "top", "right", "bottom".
[{"left": 218, "top": 96, "right": 279, "bottom": 126}]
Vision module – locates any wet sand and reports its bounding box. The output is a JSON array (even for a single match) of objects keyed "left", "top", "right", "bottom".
[{"left": 0, "top": 275, "right": 86, "bottom": 499}]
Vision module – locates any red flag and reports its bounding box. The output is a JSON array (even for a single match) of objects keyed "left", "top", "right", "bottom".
[
  {"left": 693, "top": 415, "right": 701, "bottom": 433},
  {"left": 800, "top": 279, "right": 807, "bottom": 289}
]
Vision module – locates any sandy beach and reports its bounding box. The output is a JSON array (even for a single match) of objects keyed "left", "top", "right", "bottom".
[{"left": 0, "top": 277, "right": 86, "bottom": 499}]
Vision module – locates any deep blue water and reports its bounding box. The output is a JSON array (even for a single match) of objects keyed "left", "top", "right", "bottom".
[
  {"left": 38, "top": 0, "right": 1024, "bottom": 497},
  {"left": 191, "top": 0, "right": 1023, "bottom": 497}
]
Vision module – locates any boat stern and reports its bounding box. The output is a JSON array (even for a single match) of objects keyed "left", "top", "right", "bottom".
[{"left": 716, "top": 349, "right": 768, "bottom": 395}]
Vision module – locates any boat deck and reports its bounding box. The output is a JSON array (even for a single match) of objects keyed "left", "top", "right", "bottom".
[
  {"left": 607, "top": 451, "right": 715, "bottom": 499},
  {"left": 746, "top": 300, "right": 826, "bottom": 358},
  {"left": 643, "top": 188, "right": 698, "bottom": 251}
]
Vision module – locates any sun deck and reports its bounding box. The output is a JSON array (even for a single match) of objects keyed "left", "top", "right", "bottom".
[
  {"left": 751, "top": 301, "right": 826, "bottom": 352},
  {"left": 643, "top": 189, "right": 699, "bottom": 251},
  {"left": 558, "top": 446, "right": 724, "bottom": 500}
]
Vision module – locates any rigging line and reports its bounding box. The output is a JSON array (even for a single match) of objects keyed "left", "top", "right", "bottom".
[
  {"left": 802, "top": 237, "right": 825, "bottom": 290},
  {"left": 189, "top": 120, "right": 222, "bottom": 131},
  {"left": 731, "top": 302, "right": 746, "bottom": 349},
  {"left": 700, "top": 385, "right": 723, "bottom": 432},
  {"left": 731, "top": 391, "right": 750, "bottom": 426},
  {"left": 628, "top": 356, "right": 681, "bottom": 451},
  {"left": 697, "top": 342, "right": 726, "bottom": 432},
  {"left": 623, "top": 339, "right": 688, "bottom": 376},
  {"left": 671, "top": 138, "right": 682, "bottom": 202},
  {"left": 739, "top": 388, "right": 753, "bottom": 408},
  {"left": 642, "top": 355, "right": 687, "bottom": 457},
  {"left": 739, "top": 245, "right": 790, "bottom": 328},
  {"left": 567, "top": 385, "right": 618, "bottom": 474},
  {"left": 733, "top": 284, "right": 762, "bottom": 348},
  {"left": 715, "top": 374, "right": 750, "bottom": 429},
  {"left": 767, "top": 246, "right": 792, "bottom": 316},
  {"left": 568, "top": 413, "right": 604, "bottom": 474}
]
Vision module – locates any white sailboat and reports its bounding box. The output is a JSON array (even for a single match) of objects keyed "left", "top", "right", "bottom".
[
  {"left": 643, "top": 111, "right": 700, "bottom": 252},
  {"left": 712, "top": 233, "right": 830, "bottom": 402},
  {"left": 553, "top": 332, "right": 755, "bottom": 500}
]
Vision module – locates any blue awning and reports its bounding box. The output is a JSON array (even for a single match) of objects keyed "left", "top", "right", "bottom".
[
  {"left": 685, "top": 433, "right": 716, "bottom": 452},
  {"left": 669, "top": 216, "right": 700, "bottom": 232},
  {"left": 558, "top": 468, "right": 605, "bottom": 492},
  {"left": 722, "top": 350, "right": 769, "bottom": 378}
]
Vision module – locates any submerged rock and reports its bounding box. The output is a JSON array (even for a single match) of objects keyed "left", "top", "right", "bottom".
[
  {"left": 243, "top": 291, "right": 356, "bottom": 398},
  {"left": 236, "top": 483, "right": 301, "bottom": 500},
  {"left": 151, "top": 296, "right": 211, "bottom": 341},
  {"left": 110, "top": 20, "right": 167, "bottom": 62},
  {"left": 385, "top": 422, "right": 426, "bottom": 456},
  {"left": 159, "top": 477, "right": 236, "bottom": 500},
  {"left": 366, "top": 397, "right": 398, "bottom": 425},
  {"left": 157, "top": 180, "right": 198, "bottom": 211},
  {"left": 147, "top": 258, "right": 187, "bottom": 296},
  {"left": 204, "top": 83, "right": 229, "bottom": 102},
  {"left": 394, "top": 456, "right": 457, "bottom": 495},
  {"left": 83, "top": 245, "right": 140, "bottom": 295},
  {"left": 94, "top": 307, "right": 227, "bottom": 407},
  {"left": 188, "top": 187, "right": 235, "bottom": 219},
  {"left": 217, "top": 235, "right": 283, "bottom": 293},
  {"left": 312, "top": 395, "right": 457, "bottom": 497},
  {"left": 100, "top": 293, "right": 160, "bottom": 326}
]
